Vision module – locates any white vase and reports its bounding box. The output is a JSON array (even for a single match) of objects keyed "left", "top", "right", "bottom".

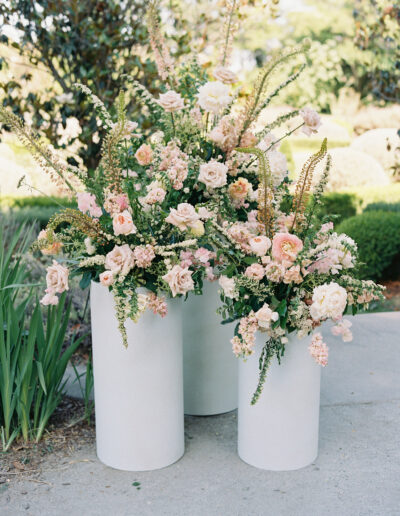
[
  {"left": 90, "top": 281, "right": 184, "bottom": 471},
  {"left": 238, "top": 332, "right": 321, "bottom": 471},
  {"left": 182, "top": 281, "right": 238, "bottom": 415}
]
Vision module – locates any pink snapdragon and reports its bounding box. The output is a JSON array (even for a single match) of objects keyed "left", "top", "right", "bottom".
[
  {"left": 133, "top": 245, "right": 156, "bottom": 268},
  {"left": 147, "top": 293, "right": 168, "bottom": 318}
]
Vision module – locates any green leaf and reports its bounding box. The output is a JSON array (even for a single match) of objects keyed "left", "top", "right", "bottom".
[{"left": 36, "top": 362, "right": 47, "bottom": 395}]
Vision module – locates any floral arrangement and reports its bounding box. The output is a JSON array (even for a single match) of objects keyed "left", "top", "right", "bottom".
[
  {"left": 0, "top": 0, "right": 384, "bottom": 389},
  {"left": 210, "top": 140, "right": 384, "bottom": 403}
]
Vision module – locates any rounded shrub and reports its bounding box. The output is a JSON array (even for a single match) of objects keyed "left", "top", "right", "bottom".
[
  {"left": 318, "top": 192, "right": 358, "bottom": 225},
  {"left": 337, "top": 211, "right": 400, "bottom": 280}
]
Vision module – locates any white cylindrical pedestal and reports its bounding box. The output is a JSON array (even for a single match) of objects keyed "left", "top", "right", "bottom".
[
  {"left": 182, "top": 281, "right": 238, "bottom": 416},
  {"left": 238, "top": 332, "right": 321, "bottom": 471},
  {"left": 90, "top": 281, "right": 184, "bottom": 471}
]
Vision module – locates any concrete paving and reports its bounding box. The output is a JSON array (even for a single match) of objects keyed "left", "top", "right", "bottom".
[{"left": 1, "top": 312, "right": 399, "bottom": 516}]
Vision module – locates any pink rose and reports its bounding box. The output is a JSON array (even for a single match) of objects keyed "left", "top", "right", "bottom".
[
  {"left": 198, "top": 161, "right": 228, "bottom": 189},
  {"left": 157, "top": 90, "right": 185, "bottom": 112},
  {"left": 40, "top": 292, "right": 59, "bottom": 306},
  {"left": 272, "top": 233, "right": 303, "bottom": 262},
  {"left": 99, "top": 271, "right": 115, "bottom": 287},
  {"left": 112, "top": 210, "right": 137, "bottom": 236},
  {"left": 135, "top": 144, "right": 153, "bottom": 166},
  {"left": 249, "top": 235, "right": 271, "bottom": 257},
  {"left": 165, "top": 203, "right": 199, "bottom": 231},
  {"left": 162, "top": 265, "right": 194, "bottom": 297},
  {"left": 105, "top": 244, "right": 135, "bottom": 276},
  {"left": 300, "top": 107, "right": 322, "bottom": 136},
  {"left": 77, "top": 192, "right": 102, "bottom": 218},
  {"left": 212, "top": 66, "right": 238, "bottom": 84},
  {"left": 244, "top": 263, "right": 265, "bottom": 281}
]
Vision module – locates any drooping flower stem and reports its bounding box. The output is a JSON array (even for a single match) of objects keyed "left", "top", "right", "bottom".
[{"left": 251, "top": 340, "right": 275, "bottom": 405}]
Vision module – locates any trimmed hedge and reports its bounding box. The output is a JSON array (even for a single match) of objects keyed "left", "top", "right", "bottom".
[
  {"left": 337, "top": 211, "right": 400, "bottom": 281},
  {"left": 364, "top": 202, "right": 400, "bottom": 213},
  {"left": 318, "top": 192, "right": 358, "bottom": 225}
]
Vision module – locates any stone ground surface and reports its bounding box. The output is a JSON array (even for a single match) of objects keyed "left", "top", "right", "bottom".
[{"left": 1, "top": 312, "right": 399, "bottom": 516}]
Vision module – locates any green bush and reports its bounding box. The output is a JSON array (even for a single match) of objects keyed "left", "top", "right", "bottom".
[
  {"left": 318, "top": 192, "right": 359, "bottom": 225},
  {"left": 0, "top": 196, "right": 75, "bottom": 210},
  {"left": 337, "top": 211, "right": 400, "bottom": 281},
  {"left": 0, "top": 222, "right": 83, "bottom": 449},
  {"left": 364, "top": 202, "right": 400, "bottom": 213},
  {"left": 11, "top": 207, "right": 61, "bottom": 229}
]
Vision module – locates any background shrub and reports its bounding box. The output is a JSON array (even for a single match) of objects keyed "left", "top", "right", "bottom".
[
  {"left": 364, "top": 202, "right": 400, "bottom": 213},
  {"left": 318, "top": 192, "right": 359, "bottom": 225},
  {"left": 337, "top": 211, "right": 400, "bottom": 280}
]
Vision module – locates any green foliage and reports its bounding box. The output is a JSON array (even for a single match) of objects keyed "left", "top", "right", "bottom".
[
  {"left": 337, "top": 211, "right": 400, "bottom": 280},
  {"left": 318, "top": 192, "right": 359, "bottom": 225},
  {"left": 0, "top": 1, "right": 171, "bottom": 171},
  {"left": 354, "top": 0, "right": 400, "bottom": 102},
  {"left": 364, "top": 202, "right": 400, "bottom": 213},
  {"left": 0, "top": 222, "right": 83, "bottom": 449}
]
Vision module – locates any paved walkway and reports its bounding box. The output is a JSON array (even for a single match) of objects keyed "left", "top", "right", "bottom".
[{"left": 1, "top": 312, "right": 399, "bottom": 516}]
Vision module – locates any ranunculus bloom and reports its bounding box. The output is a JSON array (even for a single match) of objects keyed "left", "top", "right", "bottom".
[
  {"left": 228, "top": 177, "right": 250, "bottom": 200},
  {"left": 249, "top": 235, "right": 271, "bottom": 257},
  {"left": 99, "top": 270, "right": 115, "bottom": 287},
  {"left": 212, "top": 66, "right": 238, "bottom": 84},
  {"left": 165, "top": 203, "right": 199, "bottom": 231},
  {"left": 219, "top": 275, "right": 236, "bottom": 299},
  {"left": 310, "top": 282, "right": 348, "bottom": 321},
  {"left": 46, "top": 260, "right": 69, "bottom": 294},
  {"left": 272, "top": 233, "right": 303, "bottom": 262},
  {"left": 77, "top": 192, "right": 102, "bottom": 218},
  {"left": 255, "top": 303, "right": 279, "bottom": 329},
  {"left": 112, "top": 210, "right": 137, "bottom": 236},
  {"left": 135, "top": 144, "right": 153, "bottom": 166},
  {"left": 157, "top": 90, "right": 185, "bottom": 112},
  {"left": 244, "top": 263, "right": 265, "bottom": 281},
  {"left": 300, "top": 107, "right": 322, "bottom": 136},
  {"left": 162, "top": 265, "right": 194, "bottom": 297},
  {"left": 198, "top": 161, "right": 228, "bottom": 189},
  {"left": 105, "top": 244, "right": 135, "bottom": 276},
  {"left": 197, "top": 81, "right": 232, "bottom": 114}
]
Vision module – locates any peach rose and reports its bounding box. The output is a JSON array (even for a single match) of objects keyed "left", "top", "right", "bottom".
[
  {"left": 165, "top": 203, "right": 199, "bottom": 231},
  {"left": 248, "top": 235, "right": 271, "bottom": 256},
  {"left": 99, "top": 270, "right": 115, "bottom": 287},
  {"left": 105, "top": 244, "right": 135, "bottom": 276},
  {"left": 112, "top": 210, "right": 137, "bottom": 236},
  {"left": 272, "top": 233, "right": 303, "bottom": 262},
  {"left": 135, "top": 144, "right": 153, "bottom": 166},
  {"left": 228, "top": 177, "right": 250, "bottom": 200},
  {"left": 198, "top": 161, "right": 228, "bottom": 189},
  {"left": 45, "top": 260, "right": 69, "bottom": 294},
  {"left": 162, "top": 265, "right": 194, "bottom": 297}
]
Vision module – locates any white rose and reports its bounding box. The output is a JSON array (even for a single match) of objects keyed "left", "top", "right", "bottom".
[
  {"left": 198, "top": 161, "right": 228, "bottom": 189},
  {"left": 165, "top": 203, "right": 199, "bottom": 231},
  {"left": 162, "top": 265, "right": 195, "bottom": 297},
  {"left": 255, "top": 303, "right": 278, "bottom": 329},
  {"left": 105, "top": 244, "right": 135, "bottom": 276},
  {"left": 212, "top": 66, "right": 238, "bottom": 84},
  {"left": 99, "top": 271, "right": 115, "bottom": 287},
  {"left": 157, "top": 90, "right": 185, "bottom": 112},
  {"left": 248, "top": 235, "right": 271, "bottom": 256},
  {"left": 112, "top": 210, "right": 137, "bottom": 236},
  {"left": 197, "top": 81, "right": 232, "bottom": 114},
  {"left": 310, "top": 282, "right": 348, "bottom": 321},
  {"left": 267, "top": 150, "right": 288, "bottom": 186},
  {"left": 218, "top": 275, "right": 236, "bottom": 299},
  {"left": 45, "top": 260, "right": 69, "bottom": 294}
]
